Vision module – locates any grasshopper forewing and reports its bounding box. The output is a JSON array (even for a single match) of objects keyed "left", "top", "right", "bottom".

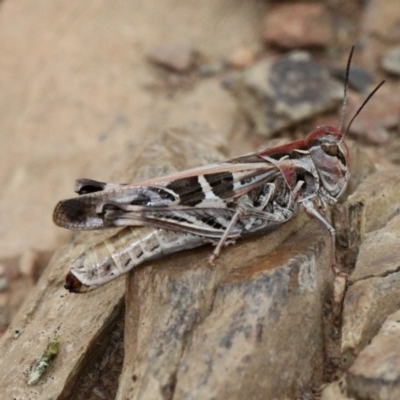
[{"left": 54, "top": 47, "right": 384, "bottom": 293}]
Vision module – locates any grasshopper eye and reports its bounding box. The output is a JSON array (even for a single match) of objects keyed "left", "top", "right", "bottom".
[{"left": 321, "top": 142, "right": 339, "bottom": 156}]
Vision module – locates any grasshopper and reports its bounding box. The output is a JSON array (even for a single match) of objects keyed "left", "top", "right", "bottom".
[{"left": 54, "top": 47, "right": 383, "bottom": 293}]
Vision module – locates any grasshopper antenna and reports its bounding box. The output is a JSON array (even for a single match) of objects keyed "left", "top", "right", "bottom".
[
  {"left": 338, "top": 46, "right": 385, "bottom": 141},
  {"left": 343, "top": 79, "right": 385, "bottom": 140},
  {"left": 338, "top": 45, "right": 355, "bottom": 133}
]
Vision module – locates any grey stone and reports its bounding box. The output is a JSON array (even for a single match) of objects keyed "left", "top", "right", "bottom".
[
  {"left": 232, "top": 51, "right": 343, "bottom": 137},
  {"left": 347, "top": 308, "right": 400, "bottom": 400},
  {"left": 341, "top": 213, "right": 400, "bottom": 368},
  {"left": 382, "top": 47, "right": 400, "bottom": 76},
  {"left": 118, "top": 217, "right": 332, "bottom": 400},
  {"left": 321, "top": 379, "right": 355, "bottom": 400},
  {"left": 333, "top": 170, "right": 400, "bottom": 250},
  {"left": 147, "top": 41, "right": 195, "bottom": 72}
]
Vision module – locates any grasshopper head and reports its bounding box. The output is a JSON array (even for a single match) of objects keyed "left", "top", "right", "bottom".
[
  {"left": 305, "top": 127, "right": 350, "bottom": 201},
  {"left": 303, "top": 47, "right": 384, "bottom": 203}
]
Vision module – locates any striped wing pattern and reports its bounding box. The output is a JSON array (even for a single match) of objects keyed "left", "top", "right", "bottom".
[{"left": 53, "top": 157, "right": 282, "bottom": 236}]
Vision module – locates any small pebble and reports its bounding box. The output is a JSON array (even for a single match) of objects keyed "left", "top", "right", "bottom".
[
  {"left": 0, "top": 277, "right": 8, "bottom": 292},
  {"left": 227, "top": 46, "right": 257, "bottom": 68},
  {"left": 19, "top": 249, "right": 40, "bottom": 279},
  {"left": 330, "top": 65, "right": 374, "bottom": 93},
  {"left": 93, "top": 386, "right": 107, "bottom": 399},
  {"left": 197, "top": 61, "right": 224, "bottom": 77},
  {"left": 382, "top": 47, "right": 400, "bottom": 76},
  {"left": 147, "top": 41, "right": 195, "bottom": 72},
  {"left": 263, "top": 2, "right": 333, "bottom": 49}
]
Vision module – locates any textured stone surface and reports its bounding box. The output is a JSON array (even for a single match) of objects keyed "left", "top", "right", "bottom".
[
  {"left": 118, "top": 217, "right": 332, "bottom": 400},
  {"left": 232, "top": 51, "right": 343, "bottom": 137},
  {"left": 336, "top": 141, "right": 376, "bottom": 203},
  {"left": 382, "top": 46, "right": 400, "bottom": 76},
  {"left": 114, "top": 142, "right": 379, "bottom": 400},
  {"left": 341, "top": 213, "right": 400, "bottom": 368},
  {"left": 333, "top": 170, "right": 400, "bottom": 250},
  {"left": 347, "top": 309, "right": 400, "bottom": 400},
  {"left": 360, "top": 0, "right": 400, "bottom": 69},
  {"left": 321, "top": 380, "right": 354, "bottom": 400},
  {"left": 1, "top": 1, "right": 399, "bottom": 398},
  {"left": 0, "top": 123, "right": 230, "bottom": 400},
  {"left": 345, "top": 88, "right": 400, "bottom": 145},
  {"left": 175, "top": 225, "right": 331, "bottom": 400},
  {"left": 0, "top": 0, "right": 267, "bottom": 398},
  {"left": 112, "top": 120, "right": 381, "bottom": 399},
  {"left": 330, "top": 65, "right": 374, "bottom": 93},
  {"left": 323, "top": 176, "right": 400, "bottom": 398}
]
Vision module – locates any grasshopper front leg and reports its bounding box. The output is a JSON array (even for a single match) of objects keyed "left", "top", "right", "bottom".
[{"left": 302, "top": 199, "right": 348, "bottom": 279}]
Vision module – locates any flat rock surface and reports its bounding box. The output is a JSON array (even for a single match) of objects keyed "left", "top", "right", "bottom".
[
  {"left": 0, "top": 124, "right": 230, "bottom": 399},
  {"left": 341, "top": 212, "right": 400, "bottom": 368},
  {"left": 347, "top": 308, "right": 400, "bottom": 400},
  {"left": 333, "top": 170, "right": 400, "bottom": 250},
  {"left": 119, "top": 217, "right": 331, "bottom": 400}
]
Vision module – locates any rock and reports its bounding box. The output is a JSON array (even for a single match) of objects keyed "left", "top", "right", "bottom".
[
  {"left": 341, "top": 213, "right": 400, "bottom": 368},
  {"left": 0, "top": 92, "right": 381, "bottom": 399},
  {"left": 0, "top": 278, "right": 7, "bottom": 293},
  {"left": 118, "top": 217, "right": 333, "bottom": 400},
  {"left": 19, "top": 249, "right": 40, "bottom": 279},
  {"left": 92, "top": 386, "right": 107, "bottom": 399},
  {"left": 165, "top": 79, "right": 238, "bottom": 144},
  {"left": 336, "top": 141, "right": 376, "bottom": 206},
  {"left": 346, "top": 309, "right": 400, "bottom": 399},
  {"left": 382, "top": 47, "right": 400, "bottom": 76},
  {"left": 321, "top": 379, "right": 354, "bottom": 400},
  {"left": 231, "top": 51, "right": 343, "bottom": 137},
  {"left": 330, "top": 65, "right": 374, "bottom": 93},
  {"left": 227, "top": 45, "right": 257, "bottom": 68},
  {"left": 350, "top": 213, "right": 400, "bottom": 282},
  {"left": 0, "top": 265, "right": 8, "bottom": 292},
  {"left": 2, "top": 263, "right": 20, "bottom": 283},
  {"left": 263, "top": 3, "right": 333, "bottom": 49},
  {"left": 344, "top": 87, "right": 400, "bottom": 145},
  {"left": 197, "top": 61, "right": 224, "bottom": 77},
  {"left": 0, "top": 73, "right": 238, "bottom": 398},
  {"left": 332, "top": 276, "right": 347, "bottom": 317},
  {"left": 0, "top": 293, "right": 10, "bottom": 334},
  {"left": 333, "top": 170, "right": 400, "bottom": 250},
  {"left": 147, "top": 41, "right": 195, "bottom": 72},
  {"left": 358, "top": 0, "right": 400, "bottom": 69},
  {"left": 114, "top": 141, "right": 377, "bottom": 400}
]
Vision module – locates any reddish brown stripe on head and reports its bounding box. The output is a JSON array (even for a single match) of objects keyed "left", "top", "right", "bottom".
[{"left": 304, "top": 126, "right": 343, "bottom": 145}]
